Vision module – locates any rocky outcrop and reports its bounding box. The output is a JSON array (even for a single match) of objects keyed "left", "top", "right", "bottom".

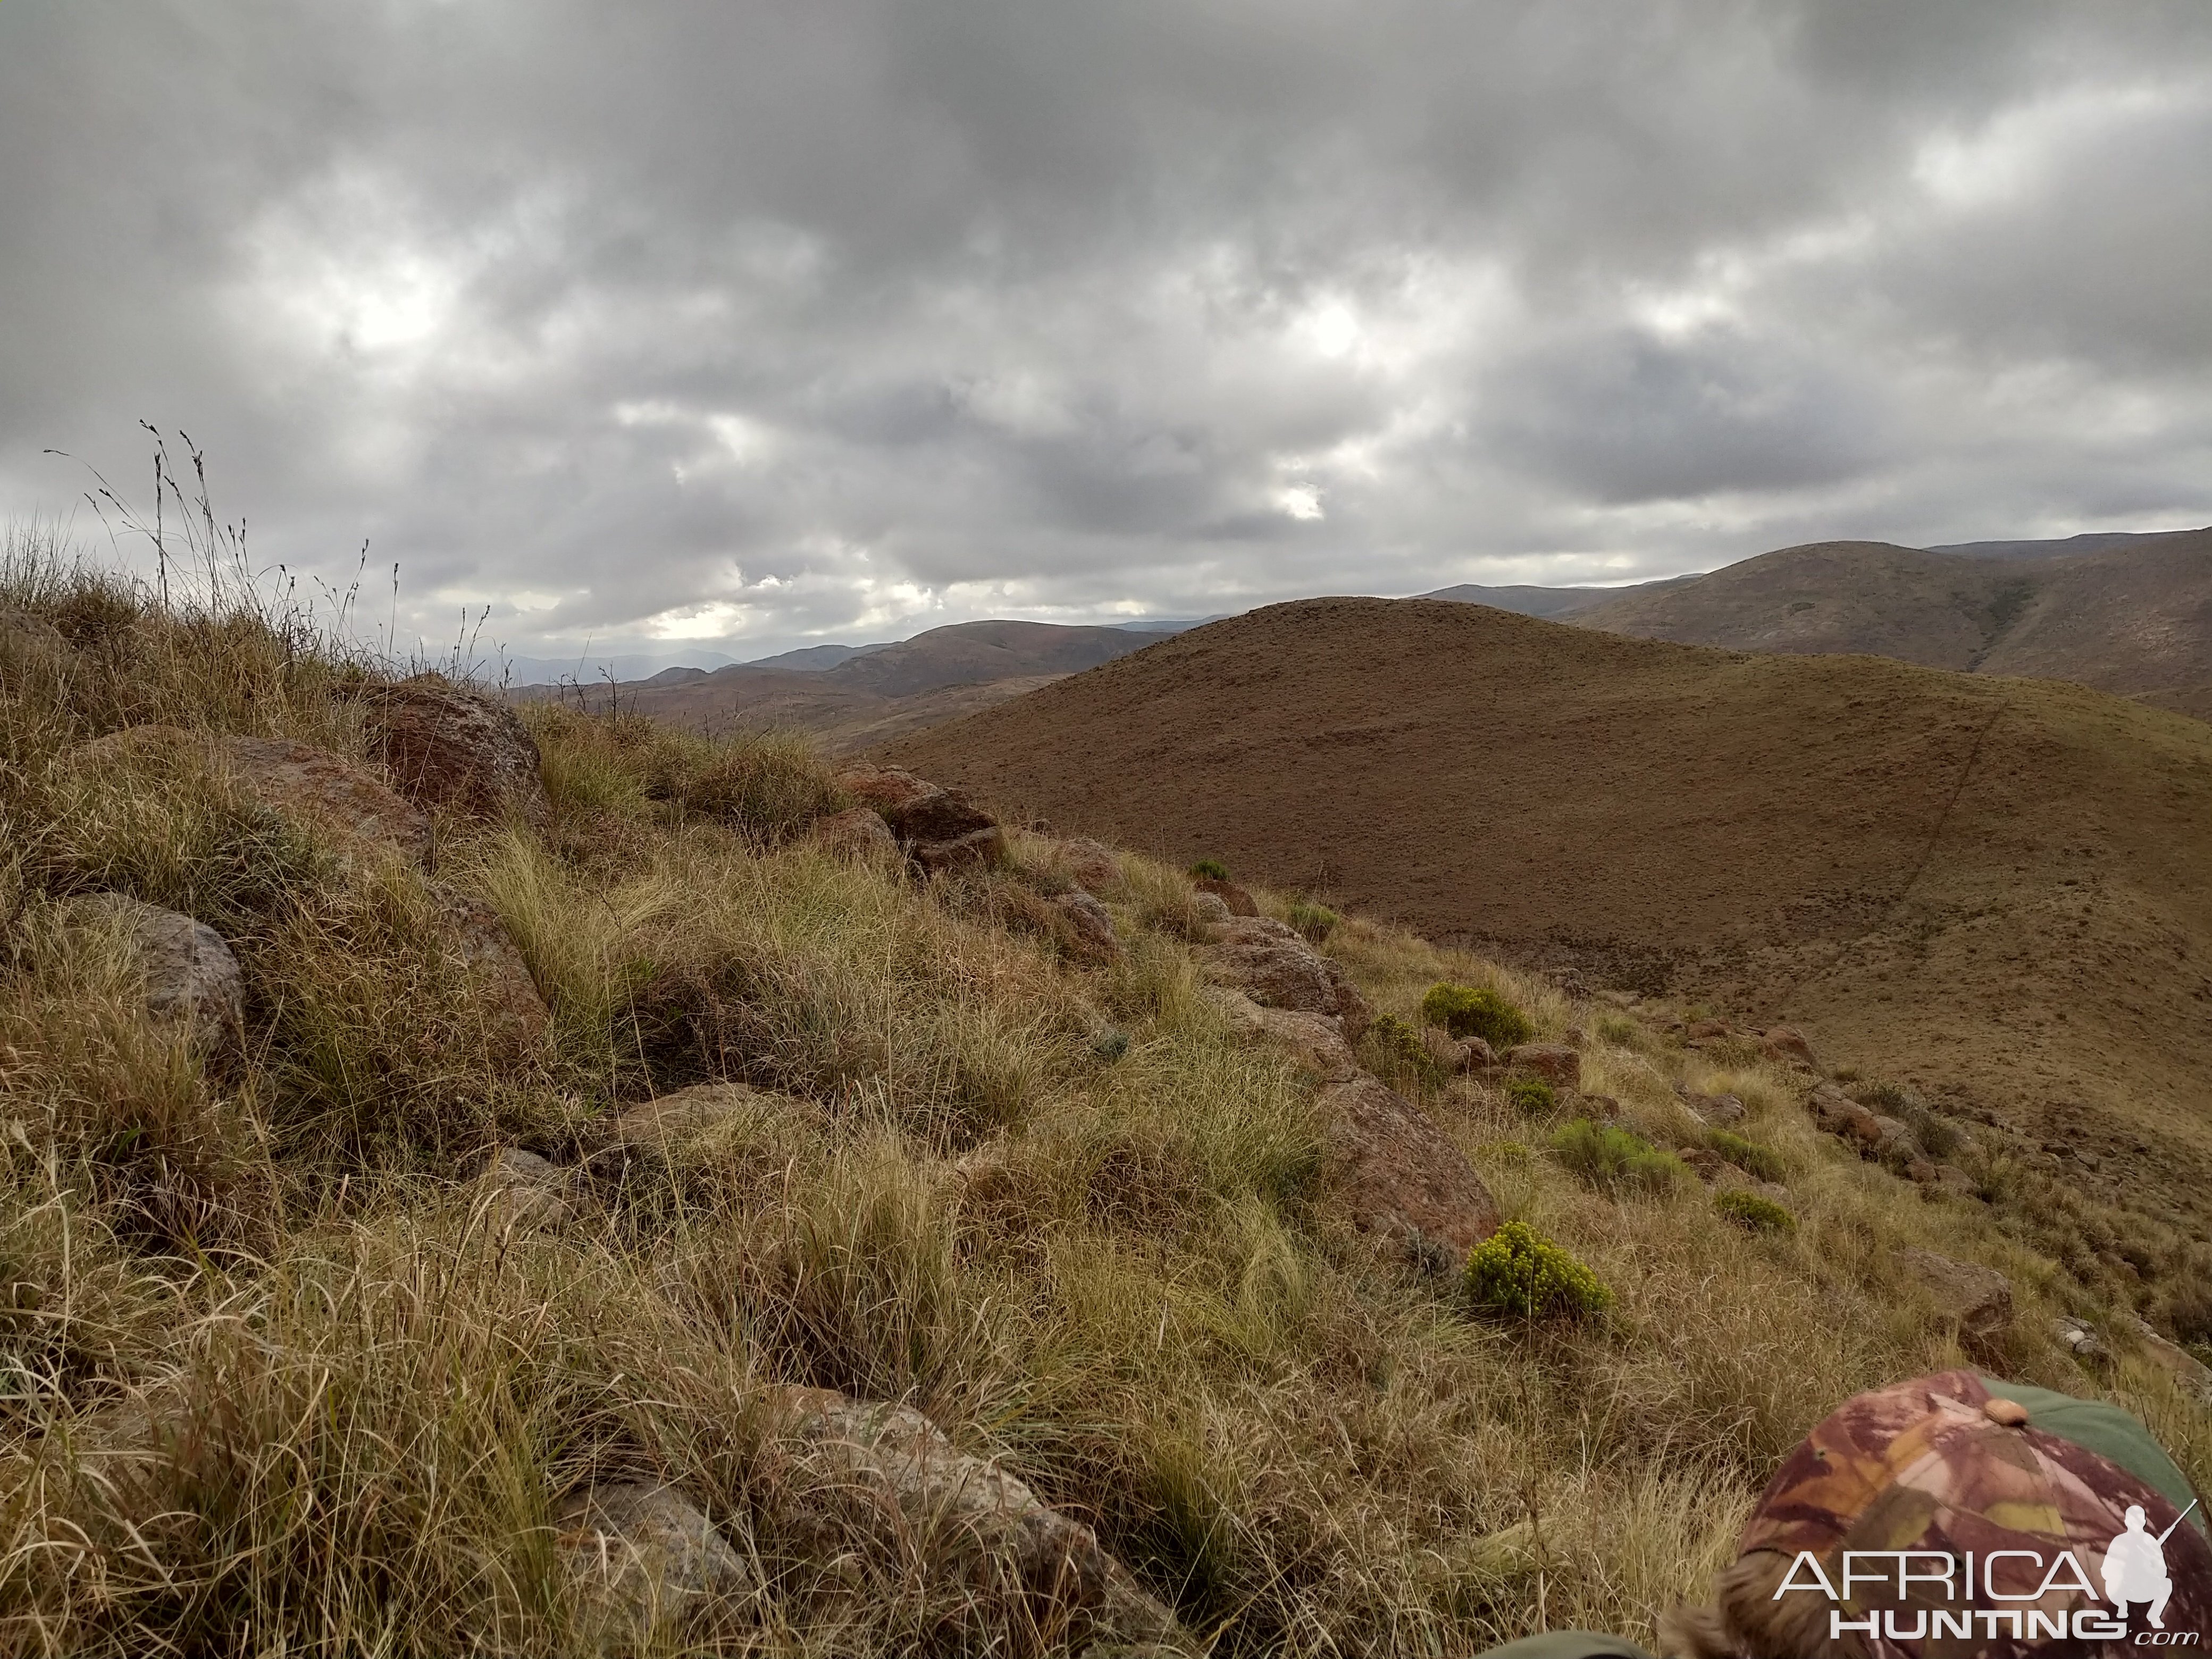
[
  {"left": 1317, "top": 1072, "right": 1501, "bottom": 1262},
  {"left": 773, "top": 1388, "right": 1190, "bottom": 1654},
  {"left": 1680, "top": 1090, "right": 1746, "bottom": 1127},
  {"left": 1896, "top": 1247, "right": 2013, "bottom": 1337},
  {"left": 65, "top": 893, "right": 244, "bottom": 1053},
  {"left": 835, "top": 766, "right": 1007, "bottom": 875},
  {"left": 1196, "top": 916, "right": 1371, "bottom": 1039},
  {"left": 808, "top": 807, "right": 902, "bottom": 864},
  {"left": 554, "top": 1480, "right": 751, "bottom": 1651},
  {"left": 1809, "top": 1083, "right": 1886, "bottom": 1152},
  {"left": 361, "top": 676, "right": 552, "bottom": 830},
  {"left": 2129, "top": 1318, "right": 2212, "bottom": 1403},
  {"left": 1505, "top": 1043, "right": 1580, "bottom": 1091}
]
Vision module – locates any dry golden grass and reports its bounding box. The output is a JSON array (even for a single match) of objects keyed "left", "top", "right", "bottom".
[{"left": 2, "top": 533, "right": 2206, "bottom": 1656}]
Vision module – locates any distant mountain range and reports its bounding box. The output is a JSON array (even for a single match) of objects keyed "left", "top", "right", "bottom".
[
  {"left": 513, "top": 619, "right": 1177, "bottom": 751},
  {"left": 1559, "top": 527, "right": 2211, "bottom": 721}
]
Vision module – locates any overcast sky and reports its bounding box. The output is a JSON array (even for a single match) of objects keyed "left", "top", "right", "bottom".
[{"left": 4, "top": 2, "right": 2210, "bottom": 665}]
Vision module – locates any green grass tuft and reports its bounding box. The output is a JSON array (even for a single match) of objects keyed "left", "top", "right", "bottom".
[
  {"left": 1420, "top": 981, "right": 1532, "bottom": 1049},
  {"left": 1714, "top": 1189, "right": 1797, "bottom": 1235},
  {"left": 1550, "top": 1118, "right": 1690, "bottom": 1196}
]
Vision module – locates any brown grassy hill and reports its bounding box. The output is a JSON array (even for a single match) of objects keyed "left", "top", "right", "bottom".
[
  {"left": 517, "top": 620, "right": 1174, "bottom": 752},
  {"left": 1571, "top": 530, "right": 2212, "bottom": 719},
  {"left": 885, "top": 597, "right": 2212, "bottom": 1228}
]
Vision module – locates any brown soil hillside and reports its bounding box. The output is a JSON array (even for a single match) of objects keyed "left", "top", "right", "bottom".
[
  {"left": 885, "top": 598, "right": 2212, "bottom": 1227},
  {"left": 1571, "top": 530, "right": 2212, "bottom": 720}
]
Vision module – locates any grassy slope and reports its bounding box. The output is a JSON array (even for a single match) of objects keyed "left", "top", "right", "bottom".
[
  {"left": 3, "top": 554, "right": 2209, "bottom": 1655},
  {"left": 883, "top": 598, "right": 2212, "bottom": 1276}
]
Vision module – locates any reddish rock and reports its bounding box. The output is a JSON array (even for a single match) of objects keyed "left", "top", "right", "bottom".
[
  {"left": 1504, "top": 1043, "right": 1581, "bottom": 1091},
  {"left": 834, "top": 765, "right": 1006, "bottom": 874},
  {"left": 1762, "top": 1025, "right": 1820, "bottom": 1069},
  {"left": 1198, "top": 916, "right": 1371, "bottom": 1038},
  {"left": 1681, "top": 1090, "right": 1746, "bottom": 1126},
  {"left": 1193, "top": 875, "right": 1258, "bottom": 917},
  {"left": 1317, "top": 1072, "right": 1501, "bottom": 1261},
  {"left": 1679, "top": 1147, "right": 1726, "bottom": 1183},
  {"left": 808, "top": 806, "right": 901, "bottom": 863},
  {"left": 362, "top": 676, "right": 550, "bottom": 829},
  {"left": 834, "top": 765, "right": 941, "bottom": 815},
  {"left": 1686, "top": 1019, "right": 1734, "bottom": 1040}
]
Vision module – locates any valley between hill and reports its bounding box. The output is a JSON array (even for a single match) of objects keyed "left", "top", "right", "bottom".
[{"left": 885, "top": 598, "right": 2212, "bottom": 1231}]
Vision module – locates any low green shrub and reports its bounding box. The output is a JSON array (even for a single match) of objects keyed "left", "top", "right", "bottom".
[
  {"left": 1549, "top": 1119, "right": 1689, "bottom": 1196},
  {"left": 1707, "top": 1129, "right": 1786, "bottom": 1183},
  {"left": 1505, "top": 1076, "right": 1556, "bottom": 1116},
  {"left": 1464, "top": 1221, "right": 1612, "bottom": 1321},
  {"left": 1189, "top": 859, "right": 1230, "bottom": 881},
  {"left": 1486, "top": 1140, "right": 1532, "bottom": 1167},
  {"left": 1287, "top": 899, "right": 1339, "bottom": 943},
  {"left": 1420, "top": 982, "right": 1532, "bottom": 1049},
  {"left": 1714, "top": 1189, "right": 1796, "bottom": 1235},
  {"left": 1593, "top": 1013, "right": 1645, "bottom": 1050},
  {"left": 1367, "top": 1013, "right": 1442, "bottom": 1087}
]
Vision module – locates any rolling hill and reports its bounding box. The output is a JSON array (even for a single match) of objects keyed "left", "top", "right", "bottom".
[
  {"left": 515, "top": 619, "right": 1174, "bottom": 750},
  {"left": 1567, "top": 529, "right": 2212, "bottom": 720},
  {"left": 884, "top": 597, "right": 2212, "bottom": 1226},
  {"left": 1415, "top": 574, "right": 1701, "bottom": 617}
]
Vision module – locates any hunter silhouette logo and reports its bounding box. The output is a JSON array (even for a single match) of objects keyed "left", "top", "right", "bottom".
[{"left": 2109, "top": 1501, "right": 2201, "bottom": 1630}]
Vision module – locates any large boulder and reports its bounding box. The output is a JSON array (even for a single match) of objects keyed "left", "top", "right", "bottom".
[
  {"left": 554, "top": 1481, "right": 751, "bottom": 1652},
  {"left": 1317, "top": 1071, "right": 1501, "bottom": 1262},
  {"left": 1895, "top": 1247, "right": 2013, "bottom": 1337},
  {"left": 1196, "top": 916, "right": 1371, "bottom": 1039},
  {"left": 773, "top": 1388, "right": 1190, "bottom": 1654},
  {"left": 360, "top": 676, "right": 552, "bottom": 830},
  {"left": 65, "top": 893, "right": 244, "bottom": 1053}
]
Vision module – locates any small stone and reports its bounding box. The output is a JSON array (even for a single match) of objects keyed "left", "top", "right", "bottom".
[
  {"left": 910, "top": 824, "right": 1009, "bottom": 876},
  {"left": 1058, "top": 837, "right": 1122, "bottom": 890},
  {"left": 1189, "top": 891, "right": 1233, "bottom": 925},
  {"left": 1682, "top": 1090, "right": 1746, "bottom": 1126},
  {"left": 554, "top": 1481, "right": 750, "bottom": 1650}
]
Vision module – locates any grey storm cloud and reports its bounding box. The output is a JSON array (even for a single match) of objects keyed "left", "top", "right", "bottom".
[{"left": 3, "top": 0, "right": 2210, "bottom": 663}]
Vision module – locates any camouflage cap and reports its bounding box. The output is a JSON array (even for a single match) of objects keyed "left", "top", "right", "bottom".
[{"left": 1738, "top": 1369, "right": 2211, "bottom": 1656}]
